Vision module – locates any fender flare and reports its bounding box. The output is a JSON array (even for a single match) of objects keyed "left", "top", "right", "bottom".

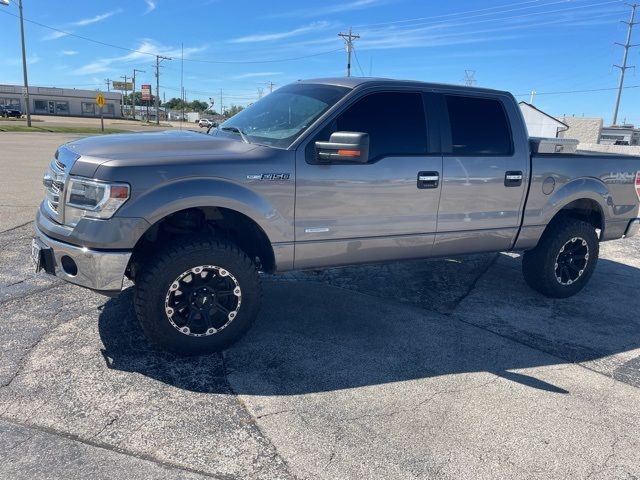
[
  {"left": 120, "top": 177, "right": 291, "bottom": 245},
  {"left": 541, "top": 177, "right": 610, "bottom": 229}
]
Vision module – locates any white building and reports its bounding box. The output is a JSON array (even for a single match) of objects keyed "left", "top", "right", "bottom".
[
  {"left": 0, "top": 84, "right": 122, "bottom": 118},
  {"left": 518, "top": 102, "right": 568, "bottom": 138}
]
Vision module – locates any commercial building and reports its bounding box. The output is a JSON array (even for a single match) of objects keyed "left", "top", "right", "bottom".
[
  {"left": 0, "top": 84, "right": 123, "bottom": 118},
  {"left": 558, "top": 116, "right": 603, "bottom": 144},
  {"left": 599, "top": 125, "right": 640, "bottom": 146}
]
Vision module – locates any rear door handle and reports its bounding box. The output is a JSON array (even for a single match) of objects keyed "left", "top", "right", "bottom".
[
  {"left": 417, "top": 171, "right": 439, "bottom": 189},
  {"left": 505, "top": 171, "right": 523, "bottom": 187}
]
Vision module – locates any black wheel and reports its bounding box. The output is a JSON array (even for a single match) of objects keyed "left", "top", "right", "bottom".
[
  {"left": 522, "top": 217, "right": 599, "bottom": 298},
  {"left": 133, "top": 237, "right": 261, "bottom": 355}
]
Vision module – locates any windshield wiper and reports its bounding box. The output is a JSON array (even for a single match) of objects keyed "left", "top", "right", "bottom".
[{"left": 220, "top": 126, "right": 250, "bottom": 144}]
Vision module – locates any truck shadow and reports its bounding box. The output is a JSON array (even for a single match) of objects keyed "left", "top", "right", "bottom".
[{"left": 98, "top": 254, "right": 640, "bottom": 396}]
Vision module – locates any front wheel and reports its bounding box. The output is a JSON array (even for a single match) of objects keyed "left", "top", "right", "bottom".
[
  {"left": 522, "top": 217, "right": 599, "bottom": 298},
  {"left": 133, "top": 237, "right": 262, "bottom": 355}
]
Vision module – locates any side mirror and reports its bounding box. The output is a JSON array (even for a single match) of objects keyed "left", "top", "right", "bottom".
[{"left": 315, "top": 131, "right": 369, "bottom": 164}]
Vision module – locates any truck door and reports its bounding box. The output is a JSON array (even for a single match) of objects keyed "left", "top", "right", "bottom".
[
  {"left": 433, "top": 92, "right": 529, "bottom": 255},
  {"left": 294, "top": 90, "right": 443, "bottom": 269}
]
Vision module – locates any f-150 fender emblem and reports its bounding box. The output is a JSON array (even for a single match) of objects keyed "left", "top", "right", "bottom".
[{"left": 246, "top": 173, "right": 291, "bottom": 181}]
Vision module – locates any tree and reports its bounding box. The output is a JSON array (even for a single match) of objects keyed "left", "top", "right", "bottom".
[
  {"left": 162, "top": 98, "right": 212, "bottom": 112},
  {"left": 124, "top": 91, "right": 158, "bottom": 107},
  {"left": 226, "top": 104, "right": 244, "bottom": 117},
  {"left": 163, "top": 97, "right": 183, "bottom": 110},
  {"left": 190, "top": 100, "right": 209, "bottom": 112}
]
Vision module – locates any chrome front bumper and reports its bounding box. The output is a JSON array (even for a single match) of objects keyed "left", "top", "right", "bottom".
[{"left": 33, "top": 225, "right": 131, "bottom": 294}]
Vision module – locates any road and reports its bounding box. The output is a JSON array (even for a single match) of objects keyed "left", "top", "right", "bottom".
[{"left": 0, "top": 132, "right": 639, "bottom": 479}]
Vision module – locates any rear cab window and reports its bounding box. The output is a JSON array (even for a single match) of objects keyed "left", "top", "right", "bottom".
[{"left": 444, "top": 95, "right": 513, "bottom": 156}]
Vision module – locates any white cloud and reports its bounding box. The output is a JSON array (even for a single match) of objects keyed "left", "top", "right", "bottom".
[
  {"left": 61, "top": 50, "right": 79, "bottom": 56},
  {"left": 4, "top": 54, "right": 40, "bottom": 66},
  {"left": 232, "top": 72, "right": 284, "bottom": 79},
  {"left": 43, "top": 30, "right": 70, "bottom": 40},
  {"left": 229, "top": 21, "right": 329, "bottom": 43},
  {"left": 268, "top": 0, "right": 386, "bottom": 18},
  {"left": 72, "top": 9, "right": 122, "bottom": 27},
  {"left": 144, "top": 0, "right": 156, "bottom": 14},
  {"left": 76, "top": 39, "right": 208, "bottom": 75}
]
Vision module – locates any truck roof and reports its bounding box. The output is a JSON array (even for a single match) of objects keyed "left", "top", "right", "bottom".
[{"left": 298, "top": 77, "right": 511, "bottom": 96}]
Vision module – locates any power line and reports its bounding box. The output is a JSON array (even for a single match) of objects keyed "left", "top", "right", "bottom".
[
  {"left": 353, "top": 0, "right": 569, "bottom": 28},
  {"left": 0, "top": 9, "right": 343, "bottom": 65},
  {"left": 183, "top": 49, "right": 343, "bottom": 64},
  {"left": 357, "top": 0, "right": 623, "bottom": 34},
  {"left": 352, "top": 47, "right": 365, "bottom": 77},
  {"left": 513, "top": 84, "right": 640, "bottom": 97}
]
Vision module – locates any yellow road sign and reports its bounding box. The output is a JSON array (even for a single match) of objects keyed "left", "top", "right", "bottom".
[{"left": 96, "top": 93, "right": 105, "bottom": 109}]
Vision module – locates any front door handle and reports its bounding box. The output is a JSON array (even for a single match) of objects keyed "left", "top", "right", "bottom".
[
  {"left": 505, "top": 171, "right": 523, "bottom": 187},
  {"left": 417, "top": 171, "right": 439, "bottom": 189}
]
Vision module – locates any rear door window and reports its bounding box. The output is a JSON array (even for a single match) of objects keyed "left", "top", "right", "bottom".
[{"left": 445, "top": 95, "right": 512, "bottom": 155}]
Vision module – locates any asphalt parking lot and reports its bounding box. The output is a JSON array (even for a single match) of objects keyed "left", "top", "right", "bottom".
[{"left": 0, "top": 132, "right": 639, "bottom": 479}]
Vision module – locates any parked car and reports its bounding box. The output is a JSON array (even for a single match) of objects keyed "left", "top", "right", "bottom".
[
  {"left": 198, "top": 118, "right": 214, "bottom": 128},
  {"left": 0, "top": 105, "right": 22, "bottom": 118},
  {"left": 32, "top": 78, "right": 640, "bottom": 355}
]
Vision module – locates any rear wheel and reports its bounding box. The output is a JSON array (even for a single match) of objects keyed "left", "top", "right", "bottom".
[
  {"left": 134, "top": 237, "right": 261, "bottom": 355},
  {"left": 522, "top": 217, "right": 599, "bottom": 298}
]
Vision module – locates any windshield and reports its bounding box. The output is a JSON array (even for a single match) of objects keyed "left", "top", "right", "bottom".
[{"left": 215, "top": 83, "right": 350, "bottom": 148}]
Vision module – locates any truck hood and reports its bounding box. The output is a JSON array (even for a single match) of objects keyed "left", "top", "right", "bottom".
[{"left": 63, "top": 130, "right": 260, "bottom": 177}]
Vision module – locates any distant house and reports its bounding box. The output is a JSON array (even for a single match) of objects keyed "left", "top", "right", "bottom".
[{"left": 518, "top": 102, "right": 568, "bottom": 138}]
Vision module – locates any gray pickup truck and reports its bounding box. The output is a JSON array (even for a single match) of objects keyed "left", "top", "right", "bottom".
[{"left": 32, "top": 78, "right": 640, "bottom": 355}]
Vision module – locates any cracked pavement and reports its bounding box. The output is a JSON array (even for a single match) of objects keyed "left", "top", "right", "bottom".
[{"left": 1, "top": 133, "right": 639, "bottom": 479}]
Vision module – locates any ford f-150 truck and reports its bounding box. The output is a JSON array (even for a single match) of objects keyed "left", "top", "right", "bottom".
[{"left": 32, "top": 78, "right": 640, "bottom": 355}]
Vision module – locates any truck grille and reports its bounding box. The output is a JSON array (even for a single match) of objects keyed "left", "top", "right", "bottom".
[{"left": 43, "top": 159, "right": 66, "bottom": 217}]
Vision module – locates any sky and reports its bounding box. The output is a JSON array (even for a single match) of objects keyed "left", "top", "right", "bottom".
[{"left": 0, "top": 0, "right": 637, "bottom": 124}]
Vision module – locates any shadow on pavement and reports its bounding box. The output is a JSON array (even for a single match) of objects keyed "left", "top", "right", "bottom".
[{"left": 98, "top": 256, "right": 640, "bottom": 396}]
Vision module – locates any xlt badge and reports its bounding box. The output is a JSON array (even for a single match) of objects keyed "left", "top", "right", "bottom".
[{"left": 247, "top": 173, "right": 291, "bottom": 181}]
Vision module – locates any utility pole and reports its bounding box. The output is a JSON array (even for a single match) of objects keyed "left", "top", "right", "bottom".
[
  {"left": 120, "top": 75, "right": 129, "bottom": 119},
  {"left": 463, "top": 70, "right": 477, "bottom": 86},
  {"left": 104, "top": 78, "right": 111, "bottom": 92},
  {"left": 132, "top": 68, "right": 145, "bottom": 120},
  {"left": 257, "top": 87, "right": 264, "bottom": 99},
  {"left": 154, "top": 54, "right": 171, "bottom": 124},
  {"left": 529, "top": 90, "right": 537, "bottom": 104},
  {"left": 338, "top": 27, "right": 360, "bottom": 77},
  {"left": 220, "top": 88, "right": 223, "bottom": 116},
  {"left": 17, "top": 0, "right": 31, "bottom": 127},
  {"left": 267, "top": 81, "right": 275, "bottom": 94},
  {"left": 612, "top": 3, "right": 638, "bottom": 126}
]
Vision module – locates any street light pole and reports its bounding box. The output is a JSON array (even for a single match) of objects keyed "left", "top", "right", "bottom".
[{"left": 17, "top": 0, "right": 32, "bottom": 127}]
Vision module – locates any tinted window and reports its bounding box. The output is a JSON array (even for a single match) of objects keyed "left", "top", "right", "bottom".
[
  {"left": 445, "top": 95, "right": 512, "bottom": 155},
  {"left": 334, "top": 92, "right": 427, "bottom": 160}
]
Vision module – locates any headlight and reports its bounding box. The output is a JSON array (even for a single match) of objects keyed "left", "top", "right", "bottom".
[{"left": 64, "top": 176, "right": 130, "bottom": 226}]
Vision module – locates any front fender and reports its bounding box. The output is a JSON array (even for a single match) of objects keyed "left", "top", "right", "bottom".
[{"left": 117, "top": 177, "right": 293, "bottom": 244}]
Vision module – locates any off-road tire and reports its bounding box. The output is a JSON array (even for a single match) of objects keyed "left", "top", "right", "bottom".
[
  {"left": 133, "top": 237, "right": 261, "bottom": 355},
  {"left": 522, "top": 217, "right": 599, "bottom": 298}
]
